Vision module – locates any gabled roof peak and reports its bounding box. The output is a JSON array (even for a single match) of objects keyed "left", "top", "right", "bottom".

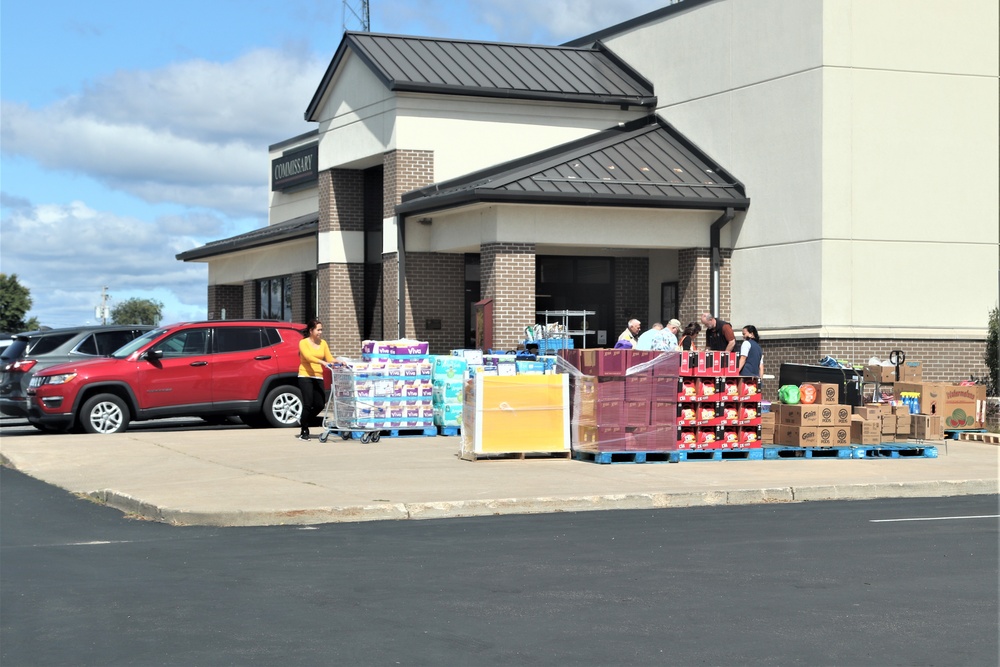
[{"left": 305, "top": 32, "right": 655, "bottom": 121}]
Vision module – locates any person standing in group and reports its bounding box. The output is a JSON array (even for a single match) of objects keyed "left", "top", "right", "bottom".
[
  {"left": 655, "top": 319, "right": 682, "bottom": 351},
  {"left": 738, "top": 325, "right": 764, "bottom": 377},
  {"left": 297, "top": 318, "right": 336, "bottom": 441},
  {"left": 677, "top": 322, "right": 702, "bottom": 351},
  {"left": 618, "top": 318, "right": 641, "bottom": 347},
  {"left": 700, "top": 312, "right": 736, "bottom": 352},
  {"left": 635, "top": 322, "right": 663, "bottom": 351}
]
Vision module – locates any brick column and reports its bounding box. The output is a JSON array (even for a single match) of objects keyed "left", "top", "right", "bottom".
[
  {"left": 614, "top": 257, "right": 649, "bottom": 330},
  {"left": 207, "top": 284, "right": 243, "bottom": 320},
  {"left": 678, "top": 248, "right": 710, "bottom": 326},
  {"left": 481, "top": 242, "right": 535, "bottom": 350},
  {"left": 318, "top": 168, "right": 365, "bottom": 355},
  {"left": 242, "top": 280, "right": 256, "bottom": 319},
  {"left": 383, "top": 149, "right": 434, "bottom": 342}
]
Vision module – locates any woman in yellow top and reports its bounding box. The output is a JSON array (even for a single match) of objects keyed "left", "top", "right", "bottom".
[{"left": 297, "top": 318, "right": 335, "bottom": 441}]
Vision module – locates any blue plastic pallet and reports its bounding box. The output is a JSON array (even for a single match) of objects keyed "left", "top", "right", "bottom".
[
  {"left": 573, "top": 450, "right": 673, "bottom": 464},
  {"left": 764, "top": 446, "right": 855, "bottom": 460},
  {"left": 671, "top": 448, "right": 764, "bottom": 462},
  {"left": 944, "top": 428, "right": 987, "bottom": 440},
  {"left": 852, "top": 444, "right": 938, "bottom": 459},
  {"left": 437, "top": 425, "right": 461, "bottom": 437},
  {"left": 351, "top": 426, "right": 437, "bottom": 439}
]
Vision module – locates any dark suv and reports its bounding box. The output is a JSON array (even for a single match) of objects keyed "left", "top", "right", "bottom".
[
  {"left": 26, "top": 320, "right": 306, "bottom": 434},
  {"left": 1, "top": 325, "right": 152, "bottom": 420}
]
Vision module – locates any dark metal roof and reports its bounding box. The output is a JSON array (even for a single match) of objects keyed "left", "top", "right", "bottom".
[
  {"left": 176, "top": 213, "right": 318, "bottom": 262},
  {"left": 397, "top": 114, "right": 748, "bottom": 215},
  {"left": 306, "top": 32, "right": 656, "bottom": 121}
]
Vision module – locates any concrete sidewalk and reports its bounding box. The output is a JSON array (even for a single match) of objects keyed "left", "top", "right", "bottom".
[{"left": 1, "top": 428, "right": 996, "bottom": 526}]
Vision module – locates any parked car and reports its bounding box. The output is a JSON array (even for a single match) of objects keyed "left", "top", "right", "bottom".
[
  {"left": 26, "top": 320, "right": 306, "bottom": 434},
  {"left": 1, "top": 325, "right": 152, "bottom": 420}
]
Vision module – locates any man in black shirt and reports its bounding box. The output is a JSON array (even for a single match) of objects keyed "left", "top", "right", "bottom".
[{"left": 700, "top": 312, "right": 735, "bottom": 352}]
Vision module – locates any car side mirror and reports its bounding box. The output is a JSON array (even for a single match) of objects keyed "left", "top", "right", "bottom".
[{"left": 143, "top": 349, "right": 163, "bottom": 361}]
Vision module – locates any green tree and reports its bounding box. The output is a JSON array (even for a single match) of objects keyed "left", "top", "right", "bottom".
[
  {"left": 0, "top": 273, "right": 41, "bottom": 332},
  {"left": 986, "top": 306, "right": 998, "bottom": 396},
  {"left": 111, "top": 298, "right": 164, "bottom": 326}
]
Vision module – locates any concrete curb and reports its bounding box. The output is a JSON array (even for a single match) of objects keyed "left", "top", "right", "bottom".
[{"left": 86, "top": 479, "right": 1000, "bottom": 527}]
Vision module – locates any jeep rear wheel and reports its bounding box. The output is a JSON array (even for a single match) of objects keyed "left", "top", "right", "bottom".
[
  {"left": 260, "top": 385, "right": 302, "bottom": 428},
  {"left": 80, "top": 393, "right": 130, "bottom": 434}
]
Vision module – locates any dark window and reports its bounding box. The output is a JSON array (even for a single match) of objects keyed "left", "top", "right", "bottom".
[
  {"left": 538, "top": 257, "right": 573, "bottom": 283},
  {"left": 259, "top": 276, "right": 293, "bottom": 321},
  {"left": 93, "top": 330, "right": 141, "bottom": 355},
  {"left": 75, "top": 334, "right": 98, "bottom": 356},
  {"left": 661, "top": 282, "right": 679, "bottom": 323},
  {"left": 263, "top": 327, "right": 282, "bottom": 346},
  {"left": 214, "top": 327, "right": 263, "bottom": 353},
  {"left": 576, "top": 258, "right": 612, "bottom": 284},
  {"left": 27, "top": 334, "right": 75, "bottom": 356},
  {"left": 159, "top": 329, "right": 209, "bottom": 357}
]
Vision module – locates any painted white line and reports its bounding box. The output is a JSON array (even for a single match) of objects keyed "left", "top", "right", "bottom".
[{"left": 870, "top": 515, "right": 999, "bottom": 523}]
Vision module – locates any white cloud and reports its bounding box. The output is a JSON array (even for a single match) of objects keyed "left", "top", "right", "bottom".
[
  {"left": 468, "top": 0, "right": 659, "bottom": 43},
  {"left": 0, "top": 200, "right": 225, "bottom": 328},
  {"left": 0, "top": 48, "right": 324, "bottom": 218}
]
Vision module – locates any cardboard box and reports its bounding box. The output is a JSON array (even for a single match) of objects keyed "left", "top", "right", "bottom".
[
  {"left": 892, "top": 404, "right": 910, "bottom": 417},
  {"left": 853, "top": 405, "right": 882, "bottom": 421},
  {"left": 778, "top": 425, "right": 819, "bottom": 447},
  {"left": 880, "top": 414, "right": 897, "bottom": 434},
  {"left": 900, "top": 361, "right": 922, "bottom": 382},
  {"left": 939, "top": 384, "right": 987, "bottom": 429},
  {"left": 894, "top": 382, "right": 945, "bottom": 416},
  {"left": 801, "top": 382, "right": 839, "bottom": 405},
  {"left": 850, "top": 415, "right": 881, "bottom": 445},
  {"left": 818, "top": 405, "right": 852, "bottom": 426},
  {"left": 911, "top": 414, "right": 944, "bottom": 441},
  {"left": 818, "top": 426, "right": 850, "bottom": 447},
  {"left": 864, "top": 364, "right": 897, "bottom": 384},
  {"left": 779, "top": 404, "right": 820, "bottom": 427},
  {"left": 895, "top": 415, "right": 911, "bottom": 436}
]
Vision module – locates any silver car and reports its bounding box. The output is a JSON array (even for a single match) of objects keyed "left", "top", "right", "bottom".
[{"left": 0, "top": 325, "right": 151, "bottom": 422}]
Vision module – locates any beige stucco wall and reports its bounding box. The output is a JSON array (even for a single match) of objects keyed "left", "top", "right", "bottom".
[
  {"left": 207, "top": 239, "right": 315, "bottom": 286},
  {"left": 601, "top": 0, "right": 999, "bottom": 338}
]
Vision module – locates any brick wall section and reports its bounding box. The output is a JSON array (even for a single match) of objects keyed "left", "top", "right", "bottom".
[
  {"left": 614, "top": 257, "right": 649, "bottom": 331},
  {"left": 317, "top": 263, "right": 366, "bottom": 356},
  {"left": 382, "top": 254, "right": 399, "bottom": 339},
  {"left": 677, "top": 247, "right": 731, "bottom": 326},
  {"left": 383, "top": 150, "right": 434, "bottom": 218},
  {"left": 242, "top": 280, "right": 256, "bottom": 319},
  {"left": 319, "top": 169, "right": 364, "bottom": 232},
  {"left": 678, "top": 248, "right": 709, "bottom": 326},
  {"left": 758, "top": 337, "right": 989, "bottom": 402},
  {"left": 482, "top": 242, "right": 536, "bottom": 349},
  {"left": 207, "top": 284, "right": 243, "bottom": 320},
  {"left": 403, "top": 252, "right": 465, "bottom": 353},
  {"left": 289, "top": 272, "right": 308, "bottom": 324}
]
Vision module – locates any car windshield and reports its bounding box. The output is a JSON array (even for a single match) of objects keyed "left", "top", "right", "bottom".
[{"left": 111, "top": 328, "right": 167, "bottom": 358}]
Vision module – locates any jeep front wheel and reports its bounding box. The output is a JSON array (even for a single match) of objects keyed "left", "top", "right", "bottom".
[
  {"left": 260, "top": 385, "right": 302, "bottom": 428},
  {"left": 80, "top": 393, "right": 130, "bottom": 434}
]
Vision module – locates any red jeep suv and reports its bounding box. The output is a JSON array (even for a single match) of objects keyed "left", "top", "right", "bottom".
[{"left": 27, "top": 320, "right": 306, "bottom": 434}]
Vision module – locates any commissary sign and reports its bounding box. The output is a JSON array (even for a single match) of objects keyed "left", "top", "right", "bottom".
[{"left": 271, "top": 145, "right": 318, "bottom": 191}]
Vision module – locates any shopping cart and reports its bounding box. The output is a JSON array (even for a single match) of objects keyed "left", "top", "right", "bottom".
[{"left": 317, "top": 360, "right": 384, "bottom": 443}]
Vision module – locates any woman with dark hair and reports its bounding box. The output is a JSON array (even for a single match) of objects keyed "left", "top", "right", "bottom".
[
  {"left": 296, "top": 318, "right": 335, "bottom": 441},
  {"left": 738, "top": 325, "right": 763, "bottom": 377},
  {"left": 677, "top": 322, "right": 702, "bottom": 351}
]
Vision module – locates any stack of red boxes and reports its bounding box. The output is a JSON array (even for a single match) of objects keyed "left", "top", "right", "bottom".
[
  {"left": 563, "top": 348, "right": 679, "bottom": 452},
  {"left": 676, "top": 351, "right": 762, "bottom": 450}
]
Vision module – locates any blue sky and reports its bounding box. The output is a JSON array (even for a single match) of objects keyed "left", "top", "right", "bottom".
[{"left": 1, "top": 0, "right": 657, "bottom": 328}]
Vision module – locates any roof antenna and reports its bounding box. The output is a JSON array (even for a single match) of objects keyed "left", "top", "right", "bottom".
[{"left": 342, "top": 0, "right": 370, "bottom": 32}]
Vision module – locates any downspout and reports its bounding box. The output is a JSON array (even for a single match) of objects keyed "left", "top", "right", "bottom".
[
  {"left": 709, "top": 207, "right": 735, "bottom": 318},
  {"left": 397, "top": 215, "right": 406, "bottom": 338}
]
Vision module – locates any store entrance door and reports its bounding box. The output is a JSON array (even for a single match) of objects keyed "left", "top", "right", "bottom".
[{"left": 536, "top": 256, "right": 615, "bottom": 348}]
